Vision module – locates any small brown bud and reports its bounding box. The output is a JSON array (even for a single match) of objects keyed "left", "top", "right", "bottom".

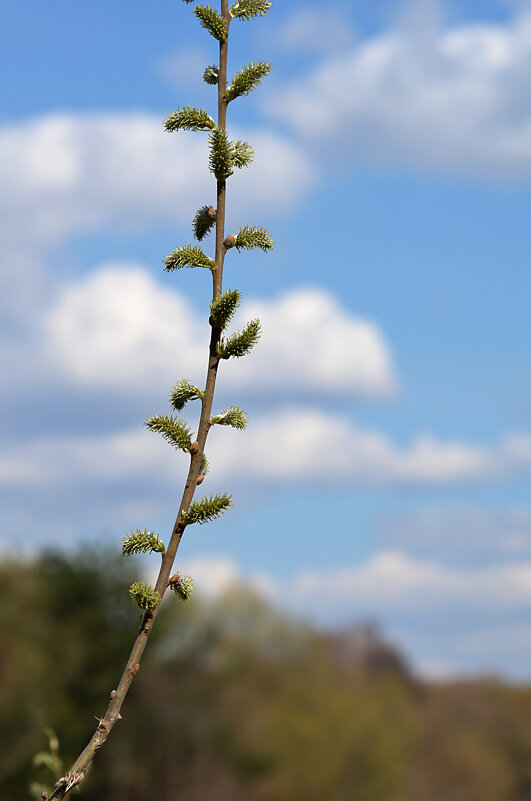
[
  {"left": 224, "top": 234, "right": 235, "bottom": 249},
  {"left": 169, "top": 573, "right": 180, "bottom": 586},
  {"left": 207, "top": 206, "right": 216, "bottom": 219},
  {"left": 191, "top": 441, "right": 199, "bottom": 455},
  {"left": 130, "top": 663, "right": 140, "bottom": 676},
  {"left": 117, "top": 713, "right": 123, "bottom": 721},
  {"left": 42, "top": 793, "right": 48, "bottom": 801},
  {"left": 110, "top": 689, "right": 116, "bottom": 700},
  {"left": 196, "top": 474, "right": 205, "bottom": 485}
]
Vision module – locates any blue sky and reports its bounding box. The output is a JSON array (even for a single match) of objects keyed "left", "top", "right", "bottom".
[{"left": 1, "top": 0, "right": 531, "bottom": 679}]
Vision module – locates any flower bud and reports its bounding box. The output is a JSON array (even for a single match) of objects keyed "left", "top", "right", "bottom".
[{"left": 224, "top": 234, "right": 235, "bottom": 249}]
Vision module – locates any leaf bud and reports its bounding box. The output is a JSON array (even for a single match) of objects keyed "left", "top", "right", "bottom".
[
  {"left": 196, "top": 475, "right": 205, "bottom": 485},
  {"left": 191, "top": 441, "right": 199, "bottom": 454},
  {"left": 207, "top": 206, "right": 217, "bottom": 219},
  {"left": 224, "top": 234, "right": 235, "bottom": 249}
]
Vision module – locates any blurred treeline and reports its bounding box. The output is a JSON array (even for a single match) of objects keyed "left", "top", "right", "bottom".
[{"left": 2, "top": 548, "right": 531, "bottom": 801}]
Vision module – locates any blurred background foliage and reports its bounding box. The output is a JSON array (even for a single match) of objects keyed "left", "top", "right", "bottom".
[{"left": 2, "top": 548, "right": 531, "bottom": 801}]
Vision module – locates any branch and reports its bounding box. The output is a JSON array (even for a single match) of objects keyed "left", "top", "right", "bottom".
[{"left": 48, "top": 2, "right": 265, "bottom": 796}]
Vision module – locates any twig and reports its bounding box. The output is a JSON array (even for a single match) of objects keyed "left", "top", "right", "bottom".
[{"left": 47, "top": 0, "right": 274, "bottom": 796}]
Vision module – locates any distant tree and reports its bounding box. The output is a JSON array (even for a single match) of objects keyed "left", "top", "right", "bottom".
[{"left": 0, "top": 550, "right": 527, "bottom": 800}]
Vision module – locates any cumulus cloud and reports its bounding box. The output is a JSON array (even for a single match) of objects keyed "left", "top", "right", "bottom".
[
  {"left": 266, "top": 10, "right": 531, "bottom": 179},
  {"left": 283, "top": 551, "right": 531, "bottom": 616},
  {"left": 209, "top": 408, "right": 531, "bottom": 485},
  {"left": 44, "top": 263, "right": 395, "bottom": 398},
  {"left": 266, "top": 5, "right": 355, "bottom": 55},
  {"left": 376, "top": 505, "right": 531, "bottom": 560},
  {"left": 2, "top": 406, "right": 531, "bottom": 490},
  {"left": 0, "top": 112, "right": 311, "bottom": 251}
]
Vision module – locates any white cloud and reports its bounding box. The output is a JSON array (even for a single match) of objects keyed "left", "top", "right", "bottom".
[
  {"left": 0, "top": 112, "right": 312, "bottom": 251},
  {"left": 268, "top": 5, "right": 355, "bottom": 55},
  {"left": 209, "top": 407, "right": 531, "bottom": 486},
  {"left": 376, "top": 505, "right": 531, "bottom": 558},
  {"left": 284, "top": 551, "right": 531, "bottom": 615},
  {"left": 267, "top": 10, "right": 531, "bottom": 179},
  {"left": 45, "top": 264, "right": 207, "bottom": 388},
  {"left": 165, "top": 549, "right": 531, "bottom": 628},
  {"left": 44, "top": 263, "right": 395, "bottom": 398},
  {"left": 2, "top": 406, "right": 531, "bottom": 490}
]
